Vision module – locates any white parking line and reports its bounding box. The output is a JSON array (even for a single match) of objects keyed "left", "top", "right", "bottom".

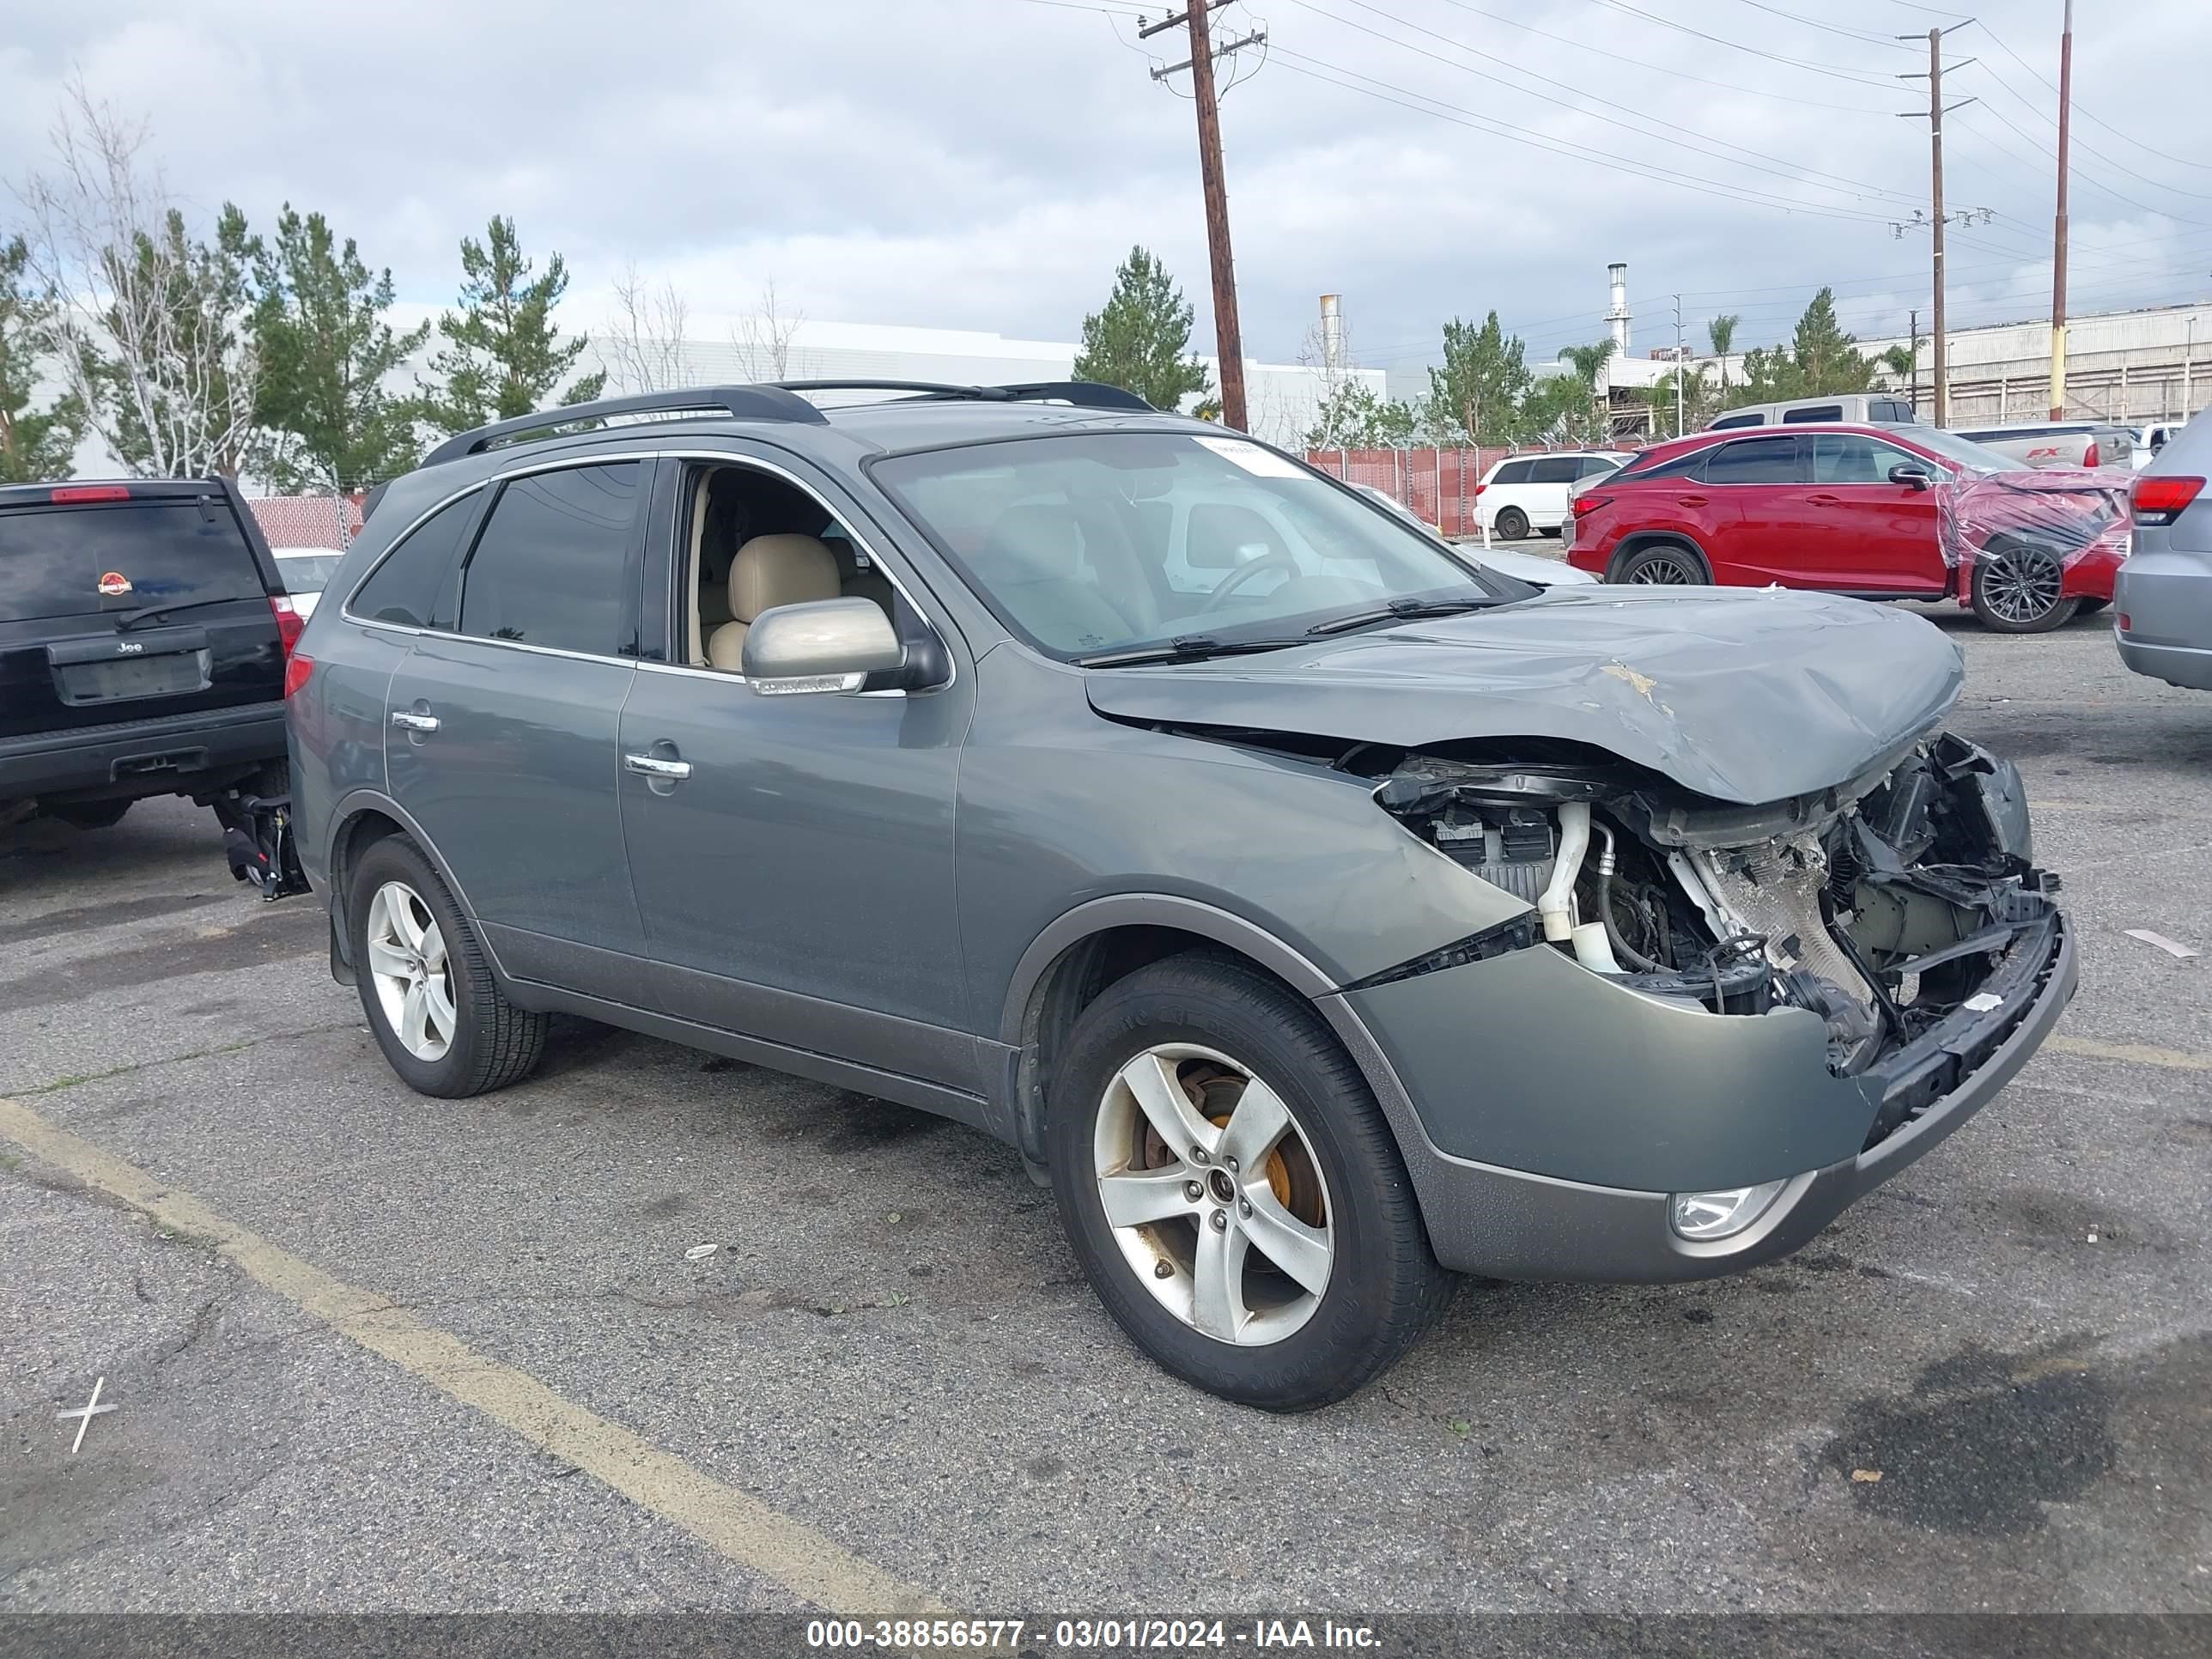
[{"left": 0, "top": 1094, "right": 947, "bottom": 1617}]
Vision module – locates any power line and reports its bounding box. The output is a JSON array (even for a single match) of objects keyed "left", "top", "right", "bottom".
[
  {"left": 1267, "top": 49, "right": 1898, "bottom": 225},
  {"left": 1283, "top": 0, "right": 1923, "bottom": 210},
  {"left": 1726, "top": 0, "right": 1917, "bottom": 51},
  {"left": 1968, "top": 17, "right": 2212, "bottom": 176},
  {"left": 1577, "top": 0, "right": 1909, "bottom": 91}
]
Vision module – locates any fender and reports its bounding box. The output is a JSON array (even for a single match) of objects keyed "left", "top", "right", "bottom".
[{"left": 322, "top": 787, "right": 508, "bottom": 981}]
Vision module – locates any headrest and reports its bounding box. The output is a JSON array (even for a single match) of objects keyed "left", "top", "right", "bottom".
[{"left": 731, "top": 534, "right": 840, "bottom": 622}]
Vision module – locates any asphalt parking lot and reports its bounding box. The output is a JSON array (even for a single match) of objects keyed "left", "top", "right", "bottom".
[{"left": 4, "top": 589, "right": 2209, "bottom": 1616}]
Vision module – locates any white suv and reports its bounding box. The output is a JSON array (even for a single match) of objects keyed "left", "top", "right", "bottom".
[{"left": 1475, "top": 451, "right": 1633, "bottom": 540}]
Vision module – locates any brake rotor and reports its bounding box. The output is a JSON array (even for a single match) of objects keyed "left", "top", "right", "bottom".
[{"left": 1137, "top": 1066, "right": 1326, "bottom": 1228}]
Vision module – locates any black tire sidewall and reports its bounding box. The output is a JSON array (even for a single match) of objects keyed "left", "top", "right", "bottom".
[
  {"left": 1971, "top": 538, "right": 2077, "bottom": 633},
  {"left": 349, "top": 836, "right": 494, "bottom": 1096},
  {"left": 1495, "top": 507, "right": 1529, "bottom": 541},
  {"left": 1614, "top": 541, "right": 1709, "bottom": 585},
  {"left": 1046, "top": 957, "right": 1440, "bottom": 1410}
]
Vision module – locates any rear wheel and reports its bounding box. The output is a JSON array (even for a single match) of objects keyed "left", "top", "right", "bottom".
[
  {"left": 1047, "top": 953, "right": 1452, "bottom": 1411},
  {"left": 1494, "top": 507, "right": 1530, "bottom": 541},
  {"left": 1971, "top": 537, "right": 2078, "bottom": 633},
  {"left": 349, "top": 835, "right": 546, "bottom": 1097},
  {"left": 1613, "top": 542, "right": 1711, "bottom": 586}
]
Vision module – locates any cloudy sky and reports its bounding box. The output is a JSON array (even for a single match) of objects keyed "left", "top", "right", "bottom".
[{"left": 5, "top": 0, "right": 2210, "bottom": 382}]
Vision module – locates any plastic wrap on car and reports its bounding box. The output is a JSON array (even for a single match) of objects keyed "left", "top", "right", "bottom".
[{"left": 1936, "top": 467, "right": 2131, "bottom": 574}]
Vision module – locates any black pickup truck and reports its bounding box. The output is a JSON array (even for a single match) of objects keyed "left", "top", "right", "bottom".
[{"left": 1, "top": 478, "right": 302, "bottom": 866}]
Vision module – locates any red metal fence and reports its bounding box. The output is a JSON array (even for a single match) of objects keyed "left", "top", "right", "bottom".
[
  {"left": 249, "top": 493, "right": 367, "bottom": 550},
  {"left": 1304, "top": 447, "right": 1580, "bottom": 538}
]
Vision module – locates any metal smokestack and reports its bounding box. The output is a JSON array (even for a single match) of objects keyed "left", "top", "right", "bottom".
[
  {"left": 1319, "top": 294, "right": 1346, "bottom": 372},
  {"left": 1607, "top": 262, "right": 1632, "bottom": 356}
]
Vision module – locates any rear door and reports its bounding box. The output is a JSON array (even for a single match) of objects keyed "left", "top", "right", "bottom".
[
  {"left": 1698, "top": 434, "right": 1809, "bottom": 584},
  {"left": 0, "top": 487, "right": 283, "bottom": 745},
  {"left": 1805, "top": 432, "right": 1947, "bottom": 592},
  {"left": 381, "top": 457, "right": 651, "bottom": 994},
  {"left": 1521, "top": 455, "right": 1583, "bottom": 530}
]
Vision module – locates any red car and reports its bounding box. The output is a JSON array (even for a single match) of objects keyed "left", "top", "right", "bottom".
[{"left": 1565, "top": 422, "right": 2131, "bottom": 632}]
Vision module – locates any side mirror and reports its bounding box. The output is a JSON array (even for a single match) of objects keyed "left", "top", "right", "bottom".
[
  {"left": 1887, "top": 463, "right": 1935, "bottom": 490},
  {"left": 741, "top": 598, "right": 906, "bottom": 696}
]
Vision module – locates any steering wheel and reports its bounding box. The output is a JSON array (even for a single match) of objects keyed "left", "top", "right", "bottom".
[{"left": 1198, "top": 550, "right": 1301, "bottom": 612}]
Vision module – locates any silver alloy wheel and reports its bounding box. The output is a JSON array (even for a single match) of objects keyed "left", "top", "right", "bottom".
[
  {"left": 364, "top": 880, "right": 457, "bottom": 1062},
  {"left": 1978, "top": 545, "right": 2064, "bottom": 623},
  {"left": 1627, "top": 550, "right": 1699, "bottom": 584},
  {"left": 1093, "top": 1042, "right": 1334, "bottom": 1346}
]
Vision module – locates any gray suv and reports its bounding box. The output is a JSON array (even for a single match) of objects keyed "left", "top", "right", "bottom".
[
  {"left": 287, "top": 382, "right": 2075, "bottom": 1410},
  {"left": 2116, "top": 410, "right": 2212, "bottom": 690}
]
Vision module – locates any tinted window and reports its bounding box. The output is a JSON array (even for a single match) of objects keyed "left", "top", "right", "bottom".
[
  {"left": 1617, "top": 450, "right": 1706, "bottom": 482},
  {"left": 1705, "top": 436, "right": 1802, "bottom": 484},
  {"left": 1578, "top": 455, "right": 1620, "bottom": 477},
  {"left": 1814, "top": 434, "right": 1922, "bottom": 483},
  {"left": 1781, "top": 404, "right": 1844, "bottom": 423},
  {"left": 1873, "top": 399, "right": 1912, "bottom": 422},
  {"left": 1528, "top": 457, "right": 1582, "bottom": 484},
  {"left": 275, "top": 553, "right": 343, "bottom": 592},
  {"left": 1492, "top": 460, "right": 1534, "bottom": 485},
  {"left": 0, "top": 499, "right": 263, "bottom": 623},
  {"left": 1708, "top": 411, "right": 1763, "bottom": 429},
  {"left": 351, "top": 490, "right": 483, "bottom": 629},
  {"left": 459, "top": 464, "right": 642, "bottom": 654}
]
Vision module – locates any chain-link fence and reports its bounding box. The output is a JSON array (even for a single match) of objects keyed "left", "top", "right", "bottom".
[{"left": 246, "top": 489, "right": 365, "bottom": 552}]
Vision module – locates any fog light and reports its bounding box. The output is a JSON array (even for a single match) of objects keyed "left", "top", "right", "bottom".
[{"left": 1669, "top": 1181, "right": 1787, "bottom": 1241}]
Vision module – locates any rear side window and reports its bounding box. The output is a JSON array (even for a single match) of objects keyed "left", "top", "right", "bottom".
[
  {"left": 1528, "top": 457, "right": 1582, "bottom": 484},
  {"left": 1708, "top": 411, "right": 1763, "bottom": 429},
  {"left": 1872, "top": 399, "right": 1912, "bottom": 422},
  {"left": 1616, "top": 450, "right": 1707, "bottom": 482},
  {"left": 1492, "top": 460, "right": 1534, "bottom": 485},
  {"left": 1781, "top": 404, "right": 1843, "bottom": 423},
  {"left": 459, "top": 463, "right": 643, "bottom": 655},
  {"left": 1705, "top": 436, "right": 1802, "bottom": 484},
  {"left": 0, "top": 499, "right": 263, "bottom": 624},
  {"left": 1577, "top": 456, "right": 1620, "bottom": 477},
  {"left": 351, "top": 490, "right": 483, "bottom": 629}
]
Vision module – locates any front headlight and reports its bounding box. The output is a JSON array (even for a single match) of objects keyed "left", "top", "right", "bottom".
[{"left": 1668, "top": 1181, "right": 1787, "bottom": 1241}]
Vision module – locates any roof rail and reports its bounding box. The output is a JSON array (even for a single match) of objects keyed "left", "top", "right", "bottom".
[
  {"left": 770, "top": 379, "right": 1156, "bottom": 413},
  {"left": 421, "top": 385, "right": 829, "bottom": 469}
]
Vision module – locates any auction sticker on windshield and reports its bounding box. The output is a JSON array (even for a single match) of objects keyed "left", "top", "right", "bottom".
[{"left": 1194, "top": 435, "right": 1304, "bottom": 477}]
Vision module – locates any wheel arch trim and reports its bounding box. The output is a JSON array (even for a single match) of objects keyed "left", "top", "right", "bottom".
[{"left": 323, "top": 788, "right": 507, "bottom": 980}]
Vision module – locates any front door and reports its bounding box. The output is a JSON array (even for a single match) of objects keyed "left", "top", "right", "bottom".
[
  {"left": 1802, "top": 433, "right": 1948, "bottom": 592},
  {"left": 383, "top": 458, "right": 651, "bottom": 994},
  {"left": 617, "top": 453, "right": 980, "bottom": 1094},
  {"left": 1699, "top": 434, "right": 1811, "bottom": 585}
]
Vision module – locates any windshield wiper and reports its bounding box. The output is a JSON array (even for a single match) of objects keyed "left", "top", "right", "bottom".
[
  {"left": 113, "top": 597, "right": 249, "bottom": 631},
  {"left": 1304, "top": 595, "right": 1499, "bottom": 635},
  {"left": 1076, "top": 635, "right": 1314, "bottom": 668}
]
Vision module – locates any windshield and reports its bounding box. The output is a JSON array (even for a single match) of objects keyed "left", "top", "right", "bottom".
[
  {"left": 1905, "top": 428, "right": 2026, "bottom": 475},
  {"left": 872, "top": 433, "right": 1504, "bottom": 659},
  {"left": 275, "top": 552, "right": 343, "bottom": 592}
]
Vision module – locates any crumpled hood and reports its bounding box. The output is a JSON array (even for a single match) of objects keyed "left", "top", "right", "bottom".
[{"left": 1085, "top": 586, "right": 1964, "bottom": 805}]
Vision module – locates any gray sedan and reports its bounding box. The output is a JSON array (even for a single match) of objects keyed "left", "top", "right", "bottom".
[{"left": 2116, "top": 410, "right": 2212, "bottom": 690}]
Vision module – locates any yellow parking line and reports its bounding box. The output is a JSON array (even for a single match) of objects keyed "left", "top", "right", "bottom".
[
  {"left": 2045, "top": 1036, "right": 2212, "bottom": 1072},
  {"left": 0, "top": 1095, "right": 945, "bottom": 1617}
]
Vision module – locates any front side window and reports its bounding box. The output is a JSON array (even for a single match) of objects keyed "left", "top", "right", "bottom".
[
  {"left": 351, "top": 489, "right": 483, "bottom": 629},
  {"left": 1705, "top": 435, "right": 1803, "bottom": 485},
  {"left": 1813, "top": 434, "right": 1923, "bottom": 484},
  {"left": 459, "top": 463, "right": 642, "bottom": 654},
  {"left": 872, "top": 433, "right": 1510, "bottom": 659}
]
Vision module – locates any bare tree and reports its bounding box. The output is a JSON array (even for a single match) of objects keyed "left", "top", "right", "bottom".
[
  {"left": 605, "top": 262, "right": 691, "bottom": 394},
  {"left": 730, "top": 279, "right": 803, "bottom": 381},
  {"left": 14, "top": 80, "right": 257, "bottom": 477}
]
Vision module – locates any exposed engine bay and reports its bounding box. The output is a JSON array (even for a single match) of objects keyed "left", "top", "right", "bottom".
[{"left": 1366, "top": 730, "right": 2060, "bottom": 1146}]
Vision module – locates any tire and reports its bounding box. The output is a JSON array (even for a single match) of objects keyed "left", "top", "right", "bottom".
[
  {"left": 349, "top": 834, "right": 546, "bottom": 1097},
  {"left": 1046, "top": 952, "right": 1453, "bottom": 1411},
  {"left": 1970, "top": 536, "right": 2079, "bottom": 633},
  {"left": 2074, "top": 597, "right": 2110, "bottom": 616},
  {"left": 46, "top": 799, "right": 133, "bottom": 830},
  {"left": 1494, "top": 507, "right": 1530, "bottom": 542},
  {"left": 1611, "top": 541, "right": 1711, "bottom": 586}
]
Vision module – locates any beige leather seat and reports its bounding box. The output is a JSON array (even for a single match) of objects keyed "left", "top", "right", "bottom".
[{"left": 706, "top": 534, "right": 843, "bottom": 672}]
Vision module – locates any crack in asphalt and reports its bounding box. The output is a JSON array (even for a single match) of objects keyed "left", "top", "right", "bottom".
[{"left": 5, "top": 1021, "right": 362, "bottom": 1098}]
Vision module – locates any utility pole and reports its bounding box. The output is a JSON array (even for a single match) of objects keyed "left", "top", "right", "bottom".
[
  {"left": 2048, "top": 0, "right": 2074, "bottom": 420},
  {"left": 1898, "top": 21, "right": 1978, "bottom": 428},
  {"left": 1910, "top": 306, "right": 1921, "bottom": 418},
  {"left": 1674, "top": 293, "right": 1686, "bottom": 437},
  {"left": 1144, "top": 1, "right": 1266, "bottom": 431}
]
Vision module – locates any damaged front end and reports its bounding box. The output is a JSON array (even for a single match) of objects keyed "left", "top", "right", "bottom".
[{"left": 1365, "top": 728, "right": 2065, "bottom": 1165}]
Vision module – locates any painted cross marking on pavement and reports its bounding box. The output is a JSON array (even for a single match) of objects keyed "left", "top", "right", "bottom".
[{"left": 56, "top": 1376, "right": 116, "bottom": 1455}]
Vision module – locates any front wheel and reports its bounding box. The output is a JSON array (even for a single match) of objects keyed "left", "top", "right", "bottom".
[
  {"left": 1047, "top": 953, "right": 1453, "bottom": 1411},
  {"left": 1970, "top": 538, "right": 2079, "bottom": 633},
  {"left": 1493, "top": 507, "right": 1530, "bottom": 541}
]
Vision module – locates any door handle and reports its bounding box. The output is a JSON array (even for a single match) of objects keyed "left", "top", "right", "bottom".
[
  {"left": 390, "top": 710, "right": 440, "bottom": 733},
  {"left": 623, "top": 752, "right": 693, "bottom": 781},
  {"left": 1675, "top": 495, "right": 1708, "bottom": 507},
  {"left": 1807, "top": 493, "right": 1842, "bottom": 505}
]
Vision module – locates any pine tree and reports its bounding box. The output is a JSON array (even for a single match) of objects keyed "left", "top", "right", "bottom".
[
  {"left": 1425, "top": 312, "right": 1530, "bottom": 443},
  {"left": 1072, "top": 246, "right": 1213, "bottom": 411},
  {"left": 245, "top": 205, "right": 429, "bottom": 489},
  {"left": 0, "top": 234, "right": 88, "bottom": 483},
  {"left": 416, "top": 216, "right": 605, "bottom": 434},
  {"left": 1790, "top": 288, "right": 1876, "bottom": 394}
]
